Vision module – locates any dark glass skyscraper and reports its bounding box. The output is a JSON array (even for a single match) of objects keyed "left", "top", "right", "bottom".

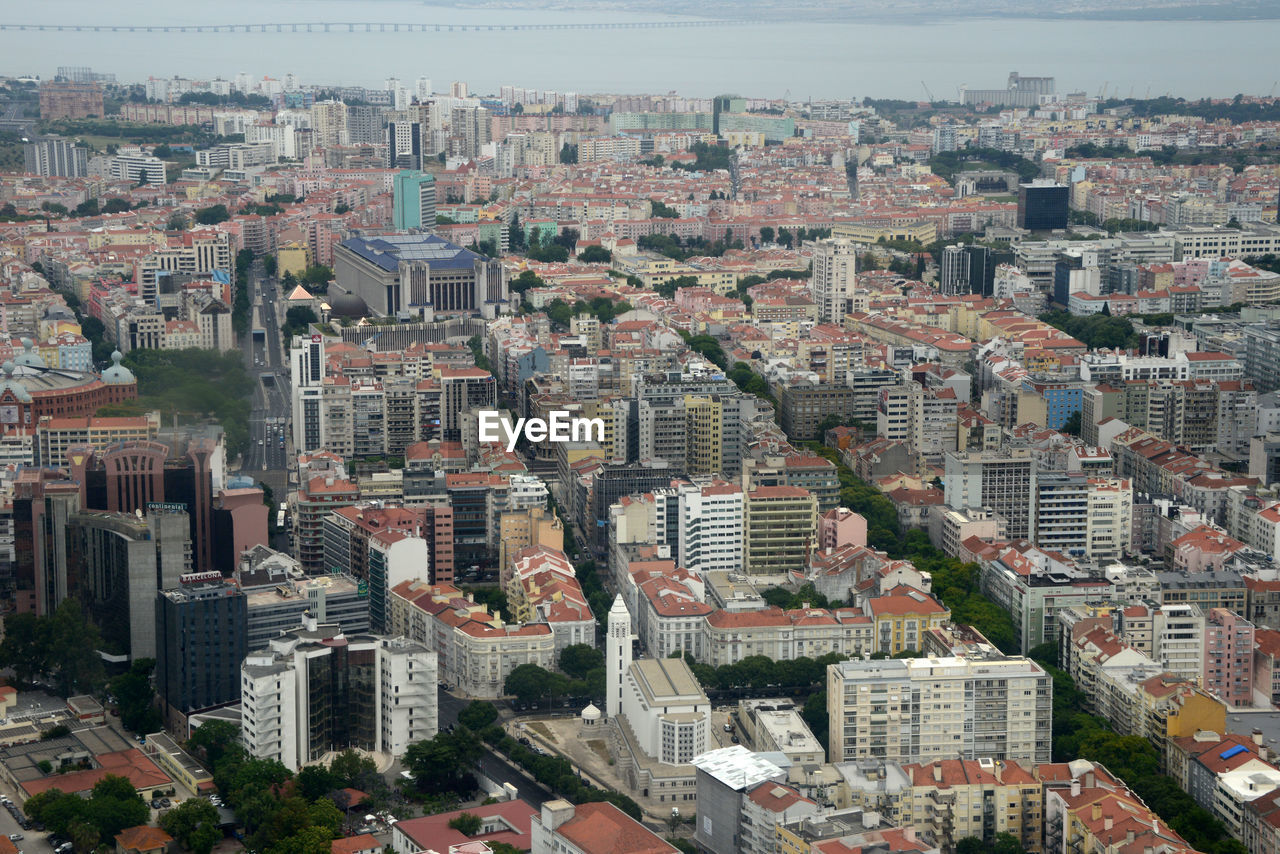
[
  {"left": 1017, "top": 181, "right": 1069, "bottom": 231},
  {"left": 155, "top": 577, "right": 248, "bottom": 729}
]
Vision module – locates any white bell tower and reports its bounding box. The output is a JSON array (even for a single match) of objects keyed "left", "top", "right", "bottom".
[{"left": 606, "top": 594, "right": 632, "bottom": 719}]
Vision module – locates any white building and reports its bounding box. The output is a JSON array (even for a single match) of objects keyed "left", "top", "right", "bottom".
[
  {"left": 240, "top": 621, "right": 437, "bottom": 770},
  {"left": 826, "top": 654, "right": 1052, "bottom": 766},
  {"left": 678, "top": 480, "right": 744, "bottom": 574},
  {"left": 619, "top": 657, "right": 710, "bottom": 766},
  {"left": 1152, "top": 603, "right": 1206, "bottom": 684},
  {"left": 811, "top": 237, "right": 859, "bottom": 323},
  {"left": 607, "top": 595, "right": 633, "bottom": 718}
]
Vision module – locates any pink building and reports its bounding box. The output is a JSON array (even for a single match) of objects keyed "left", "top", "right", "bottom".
[
  {"left": 1204, "top": 607, "right": 1255, "bottom": 708},
  {"left": 819, "top": 507, "right": 868, "bottom": 551},
  {"left": 1171, "top": 525, "right": 1245, "bottom": 573}
]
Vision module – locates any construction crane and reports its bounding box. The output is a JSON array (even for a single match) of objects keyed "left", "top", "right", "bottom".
[
  {"left": 1270, "top": 81, "right": 1278, "bottom": 98},
  {"left": 921, "top": 81, "right": 935, "bottom": 103}
]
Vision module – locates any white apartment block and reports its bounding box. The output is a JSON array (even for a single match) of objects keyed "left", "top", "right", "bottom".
[
  {"left": 826, "top": 655, "right": 1052, "bottom": 766},
  {"left": 677, "top": 481, "right": 744, "bottom": 574},
  {"left": 240, "top": 622, "right": 437, "bottom": 771},
  {"left": 1153, "top": 603, "right": 1206, "bottom": 684},
  {"left": 811, "top": 237, "right": 859, "bottom": 323}
]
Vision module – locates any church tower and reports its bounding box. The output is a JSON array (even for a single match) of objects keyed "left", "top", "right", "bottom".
[{"left": 606, "top": 594, "right": 632, "bottom": 718}]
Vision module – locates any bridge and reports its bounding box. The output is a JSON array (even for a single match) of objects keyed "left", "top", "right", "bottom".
[{"left": 0, "top": 19, "right": 755, "bottom": 34}]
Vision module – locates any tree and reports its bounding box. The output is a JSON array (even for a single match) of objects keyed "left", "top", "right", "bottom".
[
  {"left": 577, "top": 245, "right": 612, "bottom": 264},
  {"left": 187, "top": 720, "right": 241, "bottom": 771},
  {"left": 102, "top": 198, "right": 131, "bottom": 214},
  {"left": 650, "top": 200, "right": 680, "bottom": 218},
  {"left": 0, "top": 612, "right": 48, "bottom": 684},
  {"left": 759, "top": 226, "right": 775, "bottom": 244},
  {"left": 46, "top": 599, "right": 107, "bottom": 695},
  {"left": 266, "top": 825, "right": 337, "bottom": 854},
  {"left": 448, "top": 812, "right": 483, "bottom": 836},
  {"left": 403, "top": 729, "right": 483, "bottom": 795},
  {"left": 263, "top": 255, "right": 277, "bottom": 277},
  {"left": 559, "top": 144, "right": 578, "bottom": 165},
  {"left": 283, "top": 306, "right": 319, "bottom": 337},
  {"left": 295, "top": 764, "right": 339, "bottom": 802},
  {"left": 299, "top": 265, "right": 333, "bottom": 288},
  {"left": 510, "top": 269, "right": 545, "bottom": 295},
  {"left": 167, "top": 213, "right": 188, "bottom": 231},
  {"left": 161, "top": 798, "right": 221, "bottom": 854},
  {"left": 328, "top": 749, "right": 380, "bottom": 792},
  {"left": 194, "top": 204, "right": 230, "bottom": 225},
  {"left": 67, "top": 816, "right": 99, "bottom": 854},
  {"left": 111, "top": 657, "right": 160, "bottom": 734},
  {"left": 560, "top": 644, "right": 604, "bottom": 680},
  {"left": 457, "top": 700, "right": 499, "bottom": 732},
  {"left": 504, "top": 663, "right": 568, "bottom": 705},
  {"left": 41, "top": 724, "right": 71, "bottom": 740},
  {"left": 1061, "top": 411, "right": 1083, "bottom": 437}
]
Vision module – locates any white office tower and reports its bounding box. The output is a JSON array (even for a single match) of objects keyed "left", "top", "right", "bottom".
[
  {"left": 415, "top": 77, "right": 432, "bottom": 102},
  {"left": 291, "top": 333, "right": 326, "bottom": 454},
  {"left": 811, "top": 237, "right": 859, "bottom": 323},
  {"left": 606, "top": 595, "right": 632, "bottom": 718}
]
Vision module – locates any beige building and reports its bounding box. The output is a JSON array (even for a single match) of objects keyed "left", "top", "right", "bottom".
[
  {"left": 826, "top": 654, "right": 1052, "bottom": 765},
  {"left": 743, "top": 485, "right": 817, "bottom": 577},
  {"left": 701, "top": 607, "right": 873, "bottom": 667},
  {"left": 497, "top": 505, "right": 564, "bottom": 572},
  {"left": 388, "top": 579, "right": 556, "bottom": 699},
  {"left": 903, "top": 759, "right": 1044, "bottom": 854}
]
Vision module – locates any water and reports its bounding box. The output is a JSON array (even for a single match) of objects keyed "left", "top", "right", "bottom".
[{"left": 4, "top": 0, "right": 1280, "bottom": 101}]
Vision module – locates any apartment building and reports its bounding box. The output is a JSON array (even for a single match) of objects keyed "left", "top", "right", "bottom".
[
  {"left": 1032, "top": 473, "right": 1132, "bottom": 563},
  {"left": 810, "top": 238, "right": 859, "bottom": 323},
  {"left": 678, "top": 480, "right": 744, "bottom": 574},
  {"left": 389, "top": 579, "right": 556, "bottom": 699},
  {"left": 743, "top": 485, "right": 818, "bottom": 577},
  {"left": 825, "top": 654, "right": 1052, "bottom": 766},
  {"left": 240, "top": 622, "right": 437, "bottom": 771},
  {"left": 701, "top": 607, "right": 874, "bottom": 667},
  {"left": 902, "top": 759, "right": 1043, "bottom": 854},
  {"left": 943, "top": 449, "right": 1037, "bottom": 539}
]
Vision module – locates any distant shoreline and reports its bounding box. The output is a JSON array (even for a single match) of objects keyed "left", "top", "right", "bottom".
[{"left": 418, "top": 1, "right": 1280, "bottom": 23}]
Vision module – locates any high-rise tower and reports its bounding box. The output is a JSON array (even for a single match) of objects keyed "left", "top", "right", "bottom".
[{"left": 606, "top": 595, "right": 632, "bottom": 718}]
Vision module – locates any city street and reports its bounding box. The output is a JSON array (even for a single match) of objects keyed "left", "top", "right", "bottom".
[{"left": 237, "top": 260, "right": 293, "bottom": 515}]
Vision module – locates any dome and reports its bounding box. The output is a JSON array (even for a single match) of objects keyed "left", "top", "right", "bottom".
[
  {"left": 580, "top": 702, "right": 601, "bottom": 721},
  {"left": 13, "top": 338, "right": 45, "bottom": 369},
  {"left": 101, "top": 350, "right": 136, "bottom": 385},
  {"left": 0, "top": 362, "right": 32, "bottom": 403},
  {"left": 327, "top": 288, "right": 368, "bottom": 319}
]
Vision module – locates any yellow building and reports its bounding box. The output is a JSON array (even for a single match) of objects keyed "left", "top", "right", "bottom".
[
  {"left": 867, "top": 590, "right": 951, "bottom": 655},
  {"left": 1137, "top": 673, "right": 1226, "bottom": 748},
  {"left": 277, "top": 241, "right": 311, "bottom": 278},
  {"left": 497, "top": 505, "right": 564, "bottom": 571},
  {"left": 743, "top": 485, "right": 817, "bottom": 577},
  {"left": 684, "top": 395, "right": 724, "bottom": 476},
  {"left": 903, "top": 759, "right": 1044, "bottom": 854},
  {"left": 832, "top": 220, "right": 937, "bottom": 245}
]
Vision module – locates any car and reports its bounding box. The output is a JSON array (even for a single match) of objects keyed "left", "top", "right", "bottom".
[
  {"left": 8, "top": 834, "right": 21, "bottom": 842},
  {"left": 31, "top": 822, "right": 43, "bottom": 832},
  {"left": 151, "top": 799, "right": 161, "bottom": 809},
  {"left": 724, "top": 723, "right": 733, "bottom": 732},
  {"left": 730, "top": 735, "right": 740, "bottom": 744},
  {"left": 161, "top": 798, "right": 171, "bottom": 808}
]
